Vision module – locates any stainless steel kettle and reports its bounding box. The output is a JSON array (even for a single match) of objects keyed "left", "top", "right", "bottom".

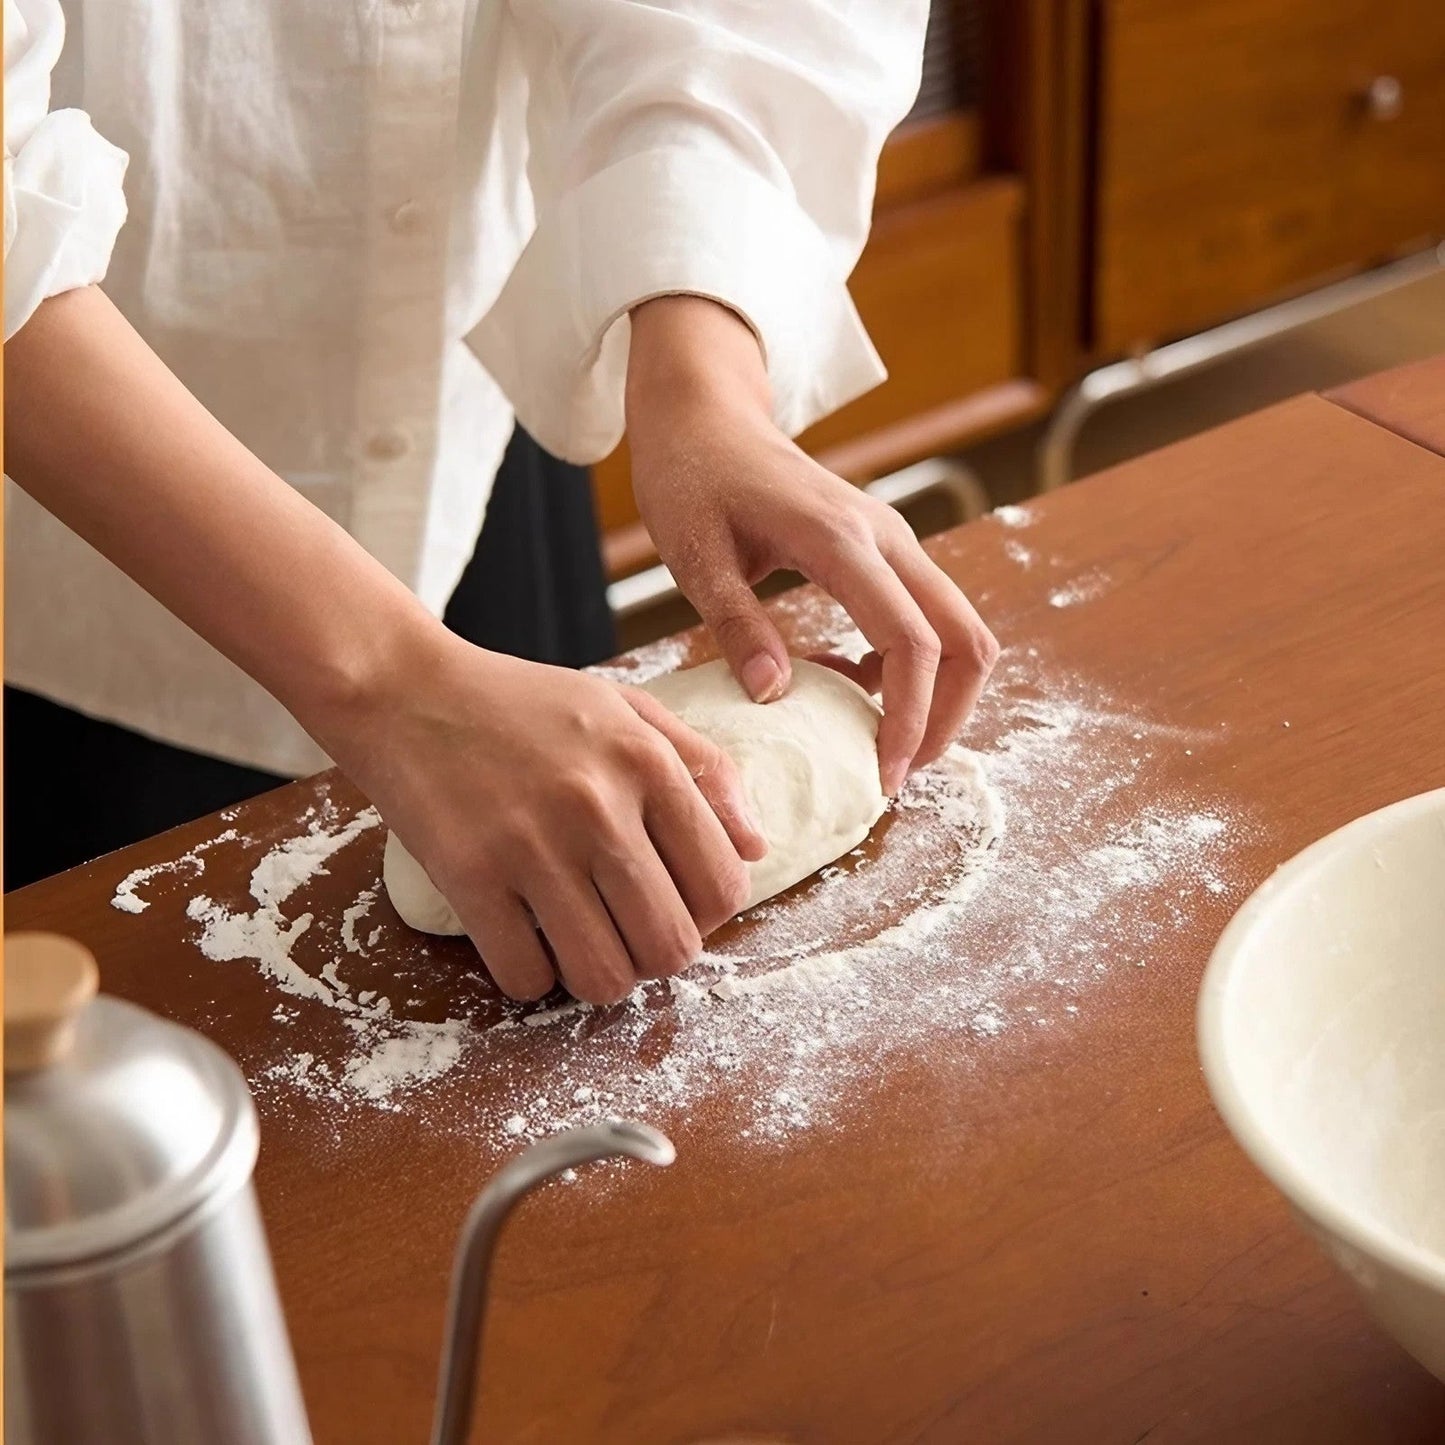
[
  {"left": 4, "top": 933, "right": 674, "bottom": 1445},
  {"left": 5, "top": 932, "right": 314, "bottom": 1444}
]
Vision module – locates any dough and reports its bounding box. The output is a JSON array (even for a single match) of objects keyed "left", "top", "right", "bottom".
[
  {"left": 383, "top": 829, "right": 470, "bottom": 936},
  {"left": 643, "top": 659, "right": 887, "bottom": 910},
  {"left": 382, "top": 658, "right": 887, "bottom": 935}
]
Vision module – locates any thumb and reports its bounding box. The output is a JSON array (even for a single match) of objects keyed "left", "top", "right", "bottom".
[{"left": 690, "top": 572, "right": 792, "bottom": 704}]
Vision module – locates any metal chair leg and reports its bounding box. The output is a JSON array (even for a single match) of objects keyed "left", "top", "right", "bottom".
[{"left": 1037, "top": 243, "right": 1445, "bottom": 493}]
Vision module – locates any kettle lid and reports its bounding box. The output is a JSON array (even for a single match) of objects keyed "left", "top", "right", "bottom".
[{"left": 4, "top": 933, "right": 258, "bottom": 1275}]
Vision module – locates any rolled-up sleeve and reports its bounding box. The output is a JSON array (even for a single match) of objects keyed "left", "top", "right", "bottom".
[
  {"left": 4, "top": 0, "right": 127, "bottom": 340},
  {"left": 468, "top": 0, "right": 926, "bottom": 463}
]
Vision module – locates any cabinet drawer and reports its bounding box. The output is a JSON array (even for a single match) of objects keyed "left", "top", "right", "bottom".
[{"left": 1095, "top": 0, "right": 1445, "bottom": 351}]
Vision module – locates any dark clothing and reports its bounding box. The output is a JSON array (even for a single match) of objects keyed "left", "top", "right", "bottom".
[
  {"left": 442, "top": 423, "right": 614, "bottom": 666},
  {"left": 4, "top": 426, "right": 614, "bottom": 889}
]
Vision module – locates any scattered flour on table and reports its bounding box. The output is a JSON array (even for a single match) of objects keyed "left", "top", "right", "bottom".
[
  {"left": 587, "top": 633, "right": 691, "bottom": 684},
  {"left": 1048, "top": 569, "right": 1113, "bottom": 609},
  {"left": 120, "top": 595, "right": 1251, "bottom": 1149},
  {"left": 1003, "top": 538, "right": 1036, "bottom": 570},
  {"left": 184, "top": 806, "right": 382, "bottom": 1009},
  {"left": 111, "top": 829, "right": 240, "bottom": 914},
  {"left": 990, "top": 504, "right": 1035, "bottom": 528},
  {"left": 341, "top": 890, "right": 378, "bottom": 955}
]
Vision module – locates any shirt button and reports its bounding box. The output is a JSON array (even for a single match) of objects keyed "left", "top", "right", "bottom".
[
  {"left": 387, "top": 200, "right": 426, "bottom": 235},
  {"left": 365, "top": 429, "right": 412, "bottom": 462}
]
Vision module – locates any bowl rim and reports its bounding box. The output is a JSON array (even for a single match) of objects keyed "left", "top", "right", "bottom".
[{"left": 1198, "top": 785, "right": 1445, "bottom": 1293}]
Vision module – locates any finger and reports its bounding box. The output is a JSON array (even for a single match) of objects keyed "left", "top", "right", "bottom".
[
  {"left": 624, "top": 688, "right": 767, "bottom": 862},
  {"left": 525, "top": 871, "right": 636, "bottom": 1006},
  {"left": 638, "top": 751, "right": 752, "bottom": 935},
  {"left": 451, "top": 888, "right": 556, "bottom": 1002},
  {"left": 681, "top": 568, "right": 792, "bottom": 704},
  {"left": 591, "top": 822, "right": 703, "bottom": 980},
  {"left": 809, "top": 539, "right": 940, "bottom": 795},
  {"left": 882, "top": 540, "right": 999, "bottom": 768},
  {"left": 806, "top": 650, "right": 884, "bottom": 695}
]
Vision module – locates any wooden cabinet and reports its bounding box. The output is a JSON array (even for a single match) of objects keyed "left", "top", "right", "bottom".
[{"left": 1094, "top": 0, "right": 1445, "bottom": 350}]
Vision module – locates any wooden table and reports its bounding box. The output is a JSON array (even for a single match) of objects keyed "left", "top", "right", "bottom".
[
  {"left": 10, "top": 378, "right": 1445, "bottom": 1443},
  {"left": 1326, "top": 354, "right": 1445, "bottom": 461}
]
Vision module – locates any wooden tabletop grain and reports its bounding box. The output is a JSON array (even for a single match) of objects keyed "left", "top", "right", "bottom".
[{"left": 10, "top": 388, "right": 1445, "bottom": 1444}]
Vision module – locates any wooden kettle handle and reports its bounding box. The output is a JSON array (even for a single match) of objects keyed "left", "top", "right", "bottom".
[{"left": 5, "top": 932, "right": 99, "bottom": 1074}]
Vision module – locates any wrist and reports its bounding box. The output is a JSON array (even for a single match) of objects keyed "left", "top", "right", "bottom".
[
  {"left": 281, "top": 588, "right": 462, "bottom": 768},
  {"left": 625, "top": 295, "right": 771, "bottom": 435}
]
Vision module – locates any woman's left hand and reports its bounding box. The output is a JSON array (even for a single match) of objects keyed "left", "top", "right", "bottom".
[{"left": 625, "top": 296, "right": 999, "bottom": 797}]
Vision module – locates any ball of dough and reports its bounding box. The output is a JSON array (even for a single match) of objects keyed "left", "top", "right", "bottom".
[
  {"left": 642, "top": 658, "right": 886, "bottom": 909},
  {"left": 383, "top": 829, "right": 468, "bottom": 935},
  {"left": 382, "top": 658, "right": 887, "bottom": 935}
]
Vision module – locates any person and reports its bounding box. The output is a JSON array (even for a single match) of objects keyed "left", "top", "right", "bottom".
[{"left": 3, "top": 0, "right": 999, "bottom": 1004}]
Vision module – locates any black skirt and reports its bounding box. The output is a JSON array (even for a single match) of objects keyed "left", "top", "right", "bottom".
[{"left": 4, "top": 427, "right": 616, "bottom": 888}]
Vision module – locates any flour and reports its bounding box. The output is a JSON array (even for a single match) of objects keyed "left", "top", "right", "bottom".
[
  {"left": 588, "top": 633, "right": 691, "bottom": 684},
  {"left": 710, "top": 952, "right": 857, "bottom": 1001},
  {"left": 1003, "top": 539, "right": 1036, "bottom": 570},
  {"left": 248, "top": 808, "right": 380, "bottom": 909},
  {"left": 186, "top": 808, "right": 384, "bottom": 1011},
  {"left": 116, "top": 593, "right": 1252, "bottom": 1149},
  {"left": 111, "top": 829, "right": 239, "bottom": 914},
  {"left": 341, "top": 890, "right": 378, "bottom": 954},
  {"left": 991, "top": 504, "right": 1035, "bottom": 528},
  {"left": 1048, "top": 569, "right": 1113, "bottom": 608},
  {"left": 340, "top": 1018, "right": 465, "bottom": 1101}
]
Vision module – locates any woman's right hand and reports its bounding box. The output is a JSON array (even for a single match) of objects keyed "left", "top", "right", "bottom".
[{"left": 313, "top": 627, "right": 766, "bottom": 1004}]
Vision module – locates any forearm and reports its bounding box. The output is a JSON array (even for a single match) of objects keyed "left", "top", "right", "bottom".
[{"left": 2, "top": 286, "right": 438, "bottom": 743}]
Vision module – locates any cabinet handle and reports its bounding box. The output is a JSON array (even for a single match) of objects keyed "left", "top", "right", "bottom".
[{"left": 1362, "top": 74, "right": 1404, "bottom": 121}]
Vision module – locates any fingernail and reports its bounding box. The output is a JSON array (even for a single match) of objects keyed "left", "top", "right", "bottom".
[{"left": 741, "top": 653, "right": 784, "bottom": 703}]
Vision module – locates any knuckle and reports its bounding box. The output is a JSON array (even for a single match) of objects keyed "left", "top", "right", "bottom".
[
  {"left": 874, "top": 504, "right": 915, "bottom": 548},
  {"left": 711, "top": 609, "right": 764, "bottom": 654},
  {"left": 691, "top": 738, "right": 734, "bottom": 788},
  {"left": 899, "top": 627, "right": 943, "bottom": 667},
  {"left": 640, "top": 922, "right": 703, "bottom": 979},
  {"left": 704, "top": 856, "right": 751, "bottom": 925},
  {"left": 832, "top": 511, "right": 877, "bottom": 553},
  {"left": 559, "top": 770, "right": 614, "bottom": 824},
  {"left": 935, "top": 613, "right": 998, "bottom": 673},
  {"left": 491, "top": 808, "right": 545, "bottom": 858},
  {"left": 972, "top": 624, "right": 1002, "bottom": 671},
  {"left": 624, "top": 728, "right": 678, "bottom": 783}
]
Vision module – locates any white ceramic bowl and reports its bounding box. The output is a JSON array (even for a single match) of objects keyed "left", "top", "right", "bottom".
[{"left": 1199, "top": 787, "right": 1445, "bottom": 1380}]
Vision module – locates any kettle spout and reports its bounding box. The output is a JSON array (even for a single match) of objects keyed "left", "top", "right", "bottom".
[{"left": 429, "top": 1119, "right": 675, "bottom": 1445}]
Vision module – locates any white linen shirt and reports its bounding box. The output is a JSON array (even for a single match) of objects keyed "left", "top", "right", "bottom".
[{"left": 3, "top": 0, "right": 924, "bottom": 776}]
